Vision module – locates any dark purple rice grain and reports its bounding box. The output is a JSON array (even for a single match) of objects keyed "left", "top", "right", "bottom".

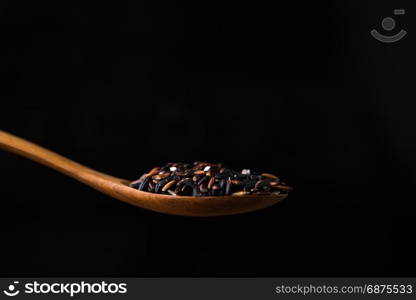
[
  {"left": 212, "top": 184, "right": 220, "bottom": 190},
  {"left": 155, "top": 178, "right": 169, "bottom": 193},
  {"left": 199, "top": 184, "right": 208, "bottom": 194},
  {"left": 225, "top": 178, "right": 232, "bottom": 195},
  {"left": 181, "top": 182, "right": 194, "bottom": 194},
  {"left": 137, "top": 176, "right": 150, "bottom": 191},
  {"left": 197, "top": 176, "right": 209, "bottom": 186}
]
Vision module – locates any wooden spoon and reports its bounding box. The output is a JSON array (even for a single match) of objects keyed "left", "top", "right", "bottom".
[{"left": 0, "top": 130, "right": 286, "bottom": 216}]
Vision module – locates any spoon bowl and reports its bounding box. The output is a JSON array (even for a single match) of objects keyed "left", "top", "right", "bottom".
[
  {"left": 0, "top": 130, "right": 286, "bottom": 216},
  {"left": 99, "top": 180, "right": 286, "bottom": 216}
]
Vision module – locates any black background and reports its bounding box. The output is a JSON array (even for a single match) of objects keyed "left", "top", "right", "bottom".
[{"left": 1, "top": 0, "right": 415, "bottom": 276}]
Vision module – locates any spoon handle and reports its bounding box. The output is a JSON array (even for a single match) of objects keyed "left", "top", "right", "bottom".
[{"left": 0, "top": 130, "right": 125, "bottom": 184}]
